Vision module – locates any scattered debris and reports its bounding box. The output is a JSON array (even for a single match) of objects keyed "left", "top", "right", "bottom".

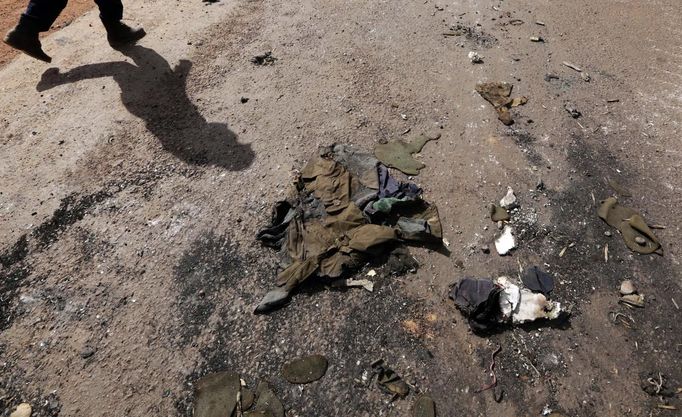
[
  {"left": 450, "top": 276, "right": 566, "bottom": 333},
  {"left": 562, "top": 61, "right": 582, "bottom": 72},
  {"left": 598, "top": 197, "right": 662, "bottom": 254},
  {"left": 412, "top": 395, "right": 436, "bottom": 417},
  {"left": 475, "top": 346, "right": 501, "bottom": 393},
  {"left": 366, "top": 269, "right": 377, "bottom": 277},
  {"left": 609, "top": 311, "right": 635, "bottom": 328},
  {"left": 468, "top": 51, "right": 484, "bottom": 63},
  {"left": 282, "top": 355, "right": 328, "bottom": 384},
  {"left": 349, "top": 278, "right": 374, "bottom": 291},
  {"left": 489, "top": 204, "right": 510, "bottom": 222},
  {"left": 481, "top": 244, "right": 491, "bottom": 254},
  {"left": 619, "top": 280, "right": 636, "bottom": 296},
  {"left": 535, "top": 21, "right": 546, "bottom": 26},
  {"left": 580, "top": 72, "right": 591, "bottom": 82},
  {"left": 9, "top": 403, "right": 32, "bottom": 417},
  {"left": 499, "top": 187, "right": 518, "bottom": 209},
  {"left": 521, "top": 266, "right": 554, "bottom": 296},
  {"left": 641, "top": 372, "right": 678, "bottom": 398},
  {"left": 494, "top": 226, "right": 516, "bottom": 256},
  {"left": 372, "top": 359, "right": 410, "bottom": 398},
  {"left": 544, "top": 73, "right": 560, "bottom": 82},
  {"left": 564, "top": 102, "right": 581, "bottom": 118},
  {"left": 374, "top": 133, "right": 441, "bottom": 175},
  {"left": 445, "top": 23, "right": 498, "bottom": 47},
  {"left": 475, "top": 82, "right": 527, "bottom": 125},
  {"left": 620, "top": 293, "right": 645, "bottom": 308},
  {"left": 530, "top": 36, "right": 544, "bottom": 42},
  {"left": 251, "top": 51, "right": 277, "bottom": 66},
  {"left": 255, "top": 146, "right": 443, "bottom": 312},
  {"left": 606, "top": 98, "right": 620, "bottom": 103},
  {"left": 195, "top": 371, "right": 241, "bottom": 417},
  {"left": 240, "top": 96, "right": 249, "bottom": 104}
]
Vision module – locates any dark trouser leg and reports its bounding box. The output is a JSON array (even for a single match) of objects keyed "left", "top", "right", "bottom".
[
  {"left": 22, "top": 0, "right": 69, "bottom": 32},
  {"left": 94, "top": 0, "right": 123, "bottom": 23}
]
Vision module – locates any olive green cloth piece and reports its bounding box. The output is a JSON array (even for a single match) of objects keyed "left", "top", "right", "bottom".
[
  {"left": 281, "top": 355, "right": 328, "bottom": 384},
  {"left": 301, "top": 158, "right": 352, "bottom": 214},
  {"left": 489, "top": 204, "right": 510, "bottom": 222},
  {"left": 413, "top": 395, "right": 437, "bottom": 417},
  {"left": 597, "top": 197, "right": 661, "bottom": 254},
  {"left": 374, "top": 133, "right": 441, "bottom": 175},
  {"left": 194, "top": 371, "right": 241, "bottom": 417}
]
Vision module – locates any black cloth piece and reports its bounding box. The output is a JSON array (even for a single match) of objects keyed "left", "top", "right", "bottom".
[
  {"left": 521, "top": 266, "right": 554, "bottom": 296},
  {"left": 256, "top": 201, "right": 296, "bottom": 248},
  {"left": 449, "top": 278, "right": 501, "bottom": 333}
]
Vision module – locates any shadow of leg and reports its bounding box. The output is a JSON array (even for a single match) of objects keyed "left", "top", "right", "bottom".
[{"left": 37, "top": 46, "right": 255, "bottom": 171}]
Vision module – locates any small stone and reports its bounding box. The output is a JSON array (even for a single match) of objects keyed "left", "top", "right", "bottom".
[
  {"left": 634, "top": 236, "right": 646, "bottom": 245},
  {"left": 10, "top": 403, "right": 32, "bottom": 417},
  {"left": 499, "top": 187, "right": 518, "bottom": 209},
  {"left": 481, "top": 245, "right": 490, "bottom": 254},
  {"left": 468, "top": 51, "right": 483, "bottom": 63},
  {"left": 536, "top": 179, "right": 545, "bottom": 191},
  {"left": 530, "top": 36, "right": 544, "bottom": 42},
  {"left": 620, "top": 280, "right": 636, "bottom": 296},
  {"left": 282, "top": 355, "right": 328, "bottom": 384},
  {"left": 240, "top": 97, "right": 249, "bottom": 103},
  {"left": 580, "top": 72, "right": 591, "bottom": 82},
  {"left": 412, "top": 395, "right": 436, "bottom": 417},
  {"left": 564, "top": 102, "right": 581, "bottom": 118},
  {"left": 604, "top": 230, "right": 612, "bottom": 237},
  {"left": 80, "top": 346, "right": 96, "bottom": 359}
]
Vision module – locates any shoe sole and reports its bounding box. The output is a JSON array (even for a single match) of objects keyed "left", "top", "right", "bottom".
[{"left": 3, "top": 36, "right": 51, "bottom": 63}]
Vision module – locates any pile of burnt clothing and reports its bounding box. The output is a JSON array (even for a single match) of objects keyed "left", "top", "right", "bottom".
[
  {"left": 255, "top": 144, "right": 442, "bottom": 313},
  {"left": 449, "top": 266, "right": 566, "bottom": 333}
]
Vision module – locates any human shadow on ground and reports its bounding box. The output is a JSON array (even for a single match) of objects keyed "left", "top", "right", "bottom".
[{"left": 36, "top": 45, "right": 254, "bottom": 170}]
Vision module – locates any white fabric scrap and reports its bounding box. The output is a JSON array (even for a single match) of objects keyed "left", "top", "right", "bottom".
[{"left": 495, "top": 226, "right": 516, "bottom": 255}]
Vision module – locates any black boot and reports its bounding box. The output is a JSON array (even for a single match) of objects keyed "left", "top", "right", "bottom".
[
  {"left": 3, "top": 17, "right": 51, "bottom": 63},
  {"left": 103, "top": 20, "right": 146, "bottom": 48}
]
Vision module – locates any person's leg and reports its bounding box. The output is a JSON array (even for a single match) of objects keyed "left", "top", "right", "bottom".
[
  {"left": 95, "top": 0, "right": 145, "bottom": 48},
  {"left": 2, "top": 0, "right": 66, "bottom": 62},
  {"left": 23, "top": 0, "right": 69, "bottom": 31},
  {"left": 93, "top": 0, "right": 123, "bottom": 22}
]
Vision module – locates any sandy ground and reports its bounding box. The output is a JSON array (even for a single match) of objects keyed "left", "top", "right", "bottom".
[{"left": 1, "top": 0, "right": 681, "bottom": 416}]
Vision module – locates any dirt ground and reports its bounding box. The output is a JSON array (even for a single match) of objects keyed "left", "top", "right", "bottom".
[
  {"left": 1, "top": 0, "right": 681, "bottom": 416},
  {"left": 0, "top": 0, "right": 93, "bottom": 67}
]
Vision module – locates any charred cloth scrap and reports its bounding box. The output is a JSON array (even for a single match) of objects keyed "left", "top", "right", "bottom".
[
  {"left": 255, "top": 144, "right": 443, "bottom": 313},
  {"left": 449, "top": 268, "right": 566, "bottom": 334}
]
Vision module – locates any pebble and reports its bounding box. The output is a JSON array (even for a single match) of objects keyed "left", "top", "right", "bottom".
[
  {"left": 634, "top": 236, "right": 646, "bottom": 245},
  {"left": 604, "top": 230, "right": 612, "bottom": 237},
  {"left": 10, "top": 403, "right": 32, "bottom": 417},
  {"left": 80, "top": 346, "right": 96, "bottom": 359},
  {"left": 481, "top": 245, "right": 490, "bottom": 254},
  {"left": 500, "top": 187, "right": 518, "bottom": 209},
  {"left": 619, "top": 280, "right": 636, "bottom": 296}
]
